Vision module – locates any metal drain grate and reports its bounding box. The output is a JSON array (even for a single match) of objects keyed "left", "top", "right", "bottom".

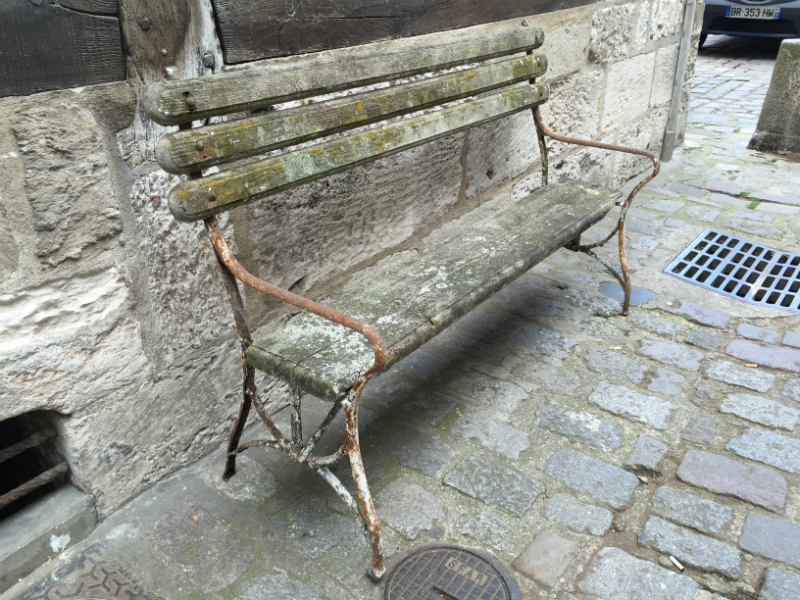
[
  {"left": 385, "top": 543, "right": 520, "bottom": 600},
  {"left": 663, "top": 228, "right": 800, "bottom": 311}
]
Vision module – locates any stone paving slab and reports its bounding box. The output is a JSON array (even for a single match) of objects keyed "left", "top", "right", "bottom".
[
  {"left": 638, "top": 337, "right": 704, "bottom": 372},
  {"left": 651, "top": 486, "right": 733, "bottom": 536},
  {"left": 638, "top": 516, "right": 741, "bottom": 578},
  {"left": 727, "top": 428, "right": 800, "bottom": 474},
  {"left": 739, "top": 514, "right": 800, "bottom": 569},
  {"left": 444, "top": 453, "right": 544, "bottom": 517},
  {"left": 543, "top": 493, "right": 613, "bottom": 536},
  {"left": 578, "top": 547, "right": 699, "bottom": 600},
  {"left": 588, "top": 381, "right": 678, "bottom": 430},
  {"left": 535, "top": 401, "right": 622, "bottom": 452},
  {"left": 719, "top": 394, "right": 800, "bottom": 430},
  {"left": 450, "top": 410, "right": 530, "bottom": 459},
  {"left": 705, "top": 360, "right": 775, "bottom": 392},
  {"left": 758, "top": 567, "right": 800, "bottom": 600},
  {"left": 676, "top": 449, "right": 787, "bottom": 512},
  {"left": 545, "top": 449, "right": 639, "bottom": 509},
  {"left": 726, "top": 340, "right": 800, "bottom": 372}
]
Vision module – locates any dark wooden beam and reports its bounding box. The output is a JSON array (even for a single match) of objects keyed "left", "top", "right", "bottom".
[
  {"left": 0, "top": 0, "right": 124, "bottom": 98},
  {"left": 210, "top": 0, "right": 601, "bottom": 64}
]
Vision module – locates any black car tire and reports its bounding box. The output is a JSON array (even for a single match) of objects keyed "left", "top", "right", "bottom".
[{"left": 699, "top": 33, "right": 708, "bottom": 48}]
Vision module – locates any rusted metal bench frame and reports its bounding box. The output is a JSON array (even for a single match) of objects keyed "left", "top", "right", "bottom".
[{"left": 148, "top": 25, "right": 659, "bottom": 580}]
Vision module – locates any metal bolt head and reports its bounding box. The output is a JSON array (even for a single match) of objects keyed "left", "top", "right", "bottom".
[
  {"left": 139, "top": 17, "right": 151, "bottom": 31},
  {"left": 207, "top": 189, "right": 217, "bottom": 202},
  {"left": 195, "top": 140, "right": 205, "bottom": 151},
  {"left": 185, "top": 94, "right": 196, "bottom": 109},
  {"left": 521, "top": 19, "right": 530, "bottom": 26},
  {"left": 203, "top": 52, "right": 216, "bottom": 69}
]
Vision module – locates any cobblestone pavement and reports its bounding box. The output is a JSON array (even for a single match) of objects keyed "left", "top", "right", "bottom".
[{"left": 7, "top": 35, "right": 800, "bottom": 600}]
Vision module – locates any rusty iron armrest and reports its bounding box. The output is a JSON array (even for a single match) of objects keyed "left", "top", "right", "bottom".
[
  {"left": 205, "top": 216, "right": 388, "bottom": 388},
  {"left": 532, "top": 106, "right": 661, "bottom": 316}
]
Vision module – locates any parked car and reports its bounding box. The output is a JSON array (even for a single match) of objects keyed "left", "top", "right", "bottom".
[{"left": 700, "top": 0, "right": 800, "bottom": 46}]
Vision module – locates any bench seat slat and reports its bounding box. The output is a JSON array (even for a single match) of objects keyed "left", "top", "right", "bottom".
[
  {"left": 145, "top": 26, "right": 543, "bottom": 125},
  {"left": 245, "top": 182, "right": 619, "bottom": 401},
  {"left": 156, "top": 55, "right": 547, "bottom": 175},
  {"left": 168, "top": 85, "right": 547, "bottom": 221}
]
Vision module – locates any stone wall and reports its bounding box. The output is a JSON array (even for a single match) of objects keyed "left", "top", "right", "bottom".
[{"left": 0, "top": 0, "right": 697, "bottom": 517}]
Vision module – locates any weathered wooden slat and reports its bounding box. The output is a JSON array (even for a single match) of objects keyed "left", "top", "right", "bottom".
[
  {"left": 210, "top": 0, "right": 597, "bottom": 64},
  {"left": 156, "top": 55, "right": 548, "bottom": 174},
  {"left": 144, "top": 26, "right": 543, "bottom": 125},
  {"left": 168, "top": 85, "right": 546, "bottom": 221},
  {"left": 246, "top": 182, "right": 618, "bottom": 400},
  {"left": 0, "top": 1, "right": 124, "bottom": 98},
  {"left": 60, "top": 0, "right": 119, "bottom": 15}
]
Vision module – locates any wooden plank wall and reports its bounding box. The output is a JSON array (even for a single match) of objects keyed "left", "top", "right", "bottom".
[
  {"left": 210, "top": 0, "right": 601, "bottom": 64},
  {"left": 0, "top": 0, "right": 125, "bottom": 97}
]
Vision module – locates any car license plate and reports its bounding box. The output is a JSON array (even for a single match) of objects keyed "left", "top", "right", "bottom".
[{"left": 726, "top": 6, "right": 781, "bottom": 19}]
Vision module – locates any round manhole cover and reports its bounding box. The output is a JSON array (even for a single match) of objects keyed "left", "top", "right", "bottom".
[{"left": 385, "top": 543, "right": 521, "bottom": 600}]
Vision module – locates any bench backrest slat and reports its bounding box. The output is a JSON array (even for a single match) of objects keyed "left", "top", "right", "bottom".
[
  {"left": 157, "top": 54, "right": 547, "bottom": 175},
  {"left": 169, "top": 85, "right": 547, "bottom": 221},
  {"left": 145, "top": 27, "right": 544, "bottom": 126}
]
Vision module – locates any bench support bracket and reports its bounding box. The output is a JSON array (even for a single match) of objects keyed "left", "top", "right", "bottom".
[{"left": 532, "top": 106, "right": 661, "bottom": 315}]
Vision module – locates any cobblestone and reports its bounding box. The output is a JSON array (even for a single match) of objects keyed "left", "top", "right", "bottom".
[
  {"left": 545, "top": 449, "right": 639, "bottom": 509},
  {"left": 535, "top": 401, "right": 622, "bottom": 452},
  {"left": 626, "top": 220, "right": 671, "bottom": 238},
  {"left": 781, "top": 331, "right": 800, "bottom": 349},
  {"left": 513, "top": 361, "right": 582, "bottom": 396},
  {"left": 513, "top": 531, "right": 577, "bottom": 587},
  {"left": 584, "top": 346, "right": 648, "bottom": 384},
  {"left": 722, "top": 217, "right": 782, "bottom": 239},
  {"left": 727, "top": 340, "right": 800, "bottom": 372},
  {"left": 676, "top": 449, "right": 787, "bottom": 511},
  {"left": 651, "top": 486, "right": 733, "bottom": 536},
  {"left": 648, "top": 368, "right": 685, "bottom": 396},
  {"left": 241, "top": 573, "right": 323, "bottom": 600},
  {"left": 705, "top": 360, "right": 775, "bottom": 392},
  {"left": 444, "top": 453, "right": 544, "bottom": 517},
  {"left": 727, "top": 428, "right": 800, "bottom": 474},
  {"left": 455, "top": 511, "right": 510, "bottom": 551},
  {"left": 579, "top": 547, "right": 699, "bottom": 600},
  {"left": 686, "top": 328, "right": 724, "bottom": 351},
  {"left": 282, "top": 496, "right": 365, "bottom": 558},
  {"left": 629, "top": 311, "right": 688, "bottom": 339},
  {"left": 691, "top": 381, "right": 719, "bottom": 407},
  {"left": 589, "top": 381, "right": 679, "bottom": 430},
  {"left": 374, "top": 423, "right": 453, "bottom": 475},
  {"left": 625, "top": 434, "right": 668, "bottom": 471},
  {"left": 509, "top": 323, "right": 579, "bottom": 358},
  {"left": 657, "top": 297, "right": 730, "bottom": 329},
  {"left": 719, "top": 393, "right": 800, "bottom": 430},
  {"left": 781, "top": 378, "right": 800, "bottom": 403},
  {"left": 646, "top": 198, "right": 685, "bottom": 214},
  {"left": 638, "top": 337, "right": 704, "bottom": 371},
  {"left": 739, "top": 514, "right": 800, "bottom": 570},
  {"left": 450, "top": 410, "right": 530, "bottom": 459},
  {"left": 685, "top": 206, "right": 721, "bottom": 222},
  {"left": 448, "top": 371, "right": 528, "bottom": 413},
  {"left": 638, "top": 516, "right": 741, "bottom": 579},
  {"left": 758, "top": 567, "right": 800, "bottom": 600},
  {"left": 682, "top": 413, "right": 718, "bottom": 446},
  {"left": 737, "top": 324, "right": 778, "bottom": 344},
  {"left": 374, "top": 480, "right": 446, "bottom": 540},
  {"left": 543, "top": 493, "right": 613, "bottom": 536}
]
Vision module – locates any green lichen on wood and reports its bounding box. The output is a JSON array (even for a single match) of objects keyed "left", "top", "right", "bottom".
[
  {"left": 246, "top": 182, "right": 619, "bottom": 400},
  {"left": 145, "top": 26, "right": 544, "bottom": 125},
  {"left": 156, "top": 56, "right": 548, "bottom": 175},
  {"left": 168, "top": 86, "right": 547, "bottom": 222}
]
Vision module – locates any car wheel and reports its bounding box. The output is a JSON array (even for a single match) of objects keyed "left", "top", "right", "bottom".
[{"left": 699, "top": 33, "right": 708, "bottom": 48}]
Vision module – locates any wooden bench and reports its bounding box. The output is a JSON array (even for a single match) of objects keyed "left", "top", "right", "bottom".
[{"left": 146, "top": 23, "right": 658, "bottom": 580}]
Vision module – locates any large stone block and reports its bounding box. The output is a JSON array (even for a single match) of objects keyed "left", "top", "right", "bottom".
[
  {"left": 55, "top": 337, "right": 249, "bottom": 516},
  {"left": 651, "top": 44, "right": 680, "bottom": 106},
  {"left": 589, "top": 3, "right": 636, "bottom": 63},
  {"left": 466, "top": 112, "right": 537, "bottom": 197},
  {"left": 0, "top": 268, "right": 148, "bottom": 420},
  {"left": 602, "top": 52, "right": 657, "bottom": 131},
  {"left": 749, "top": 40, "right": 800, "bottom": 157},
  {"left": 538, "top": 19, "right": 591, "bottom": 80},
  {"left": 12, "top": 104, "right": 122, "bottom": 270},
  {"left": 128, "top": 169, "right": 239, "bottom": 367},
  {"left": 540, "top": 69, "right": 604, "bottom": 155},
  {"left": 636, "top": 0, "right": 685, "bottom": 47}
]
